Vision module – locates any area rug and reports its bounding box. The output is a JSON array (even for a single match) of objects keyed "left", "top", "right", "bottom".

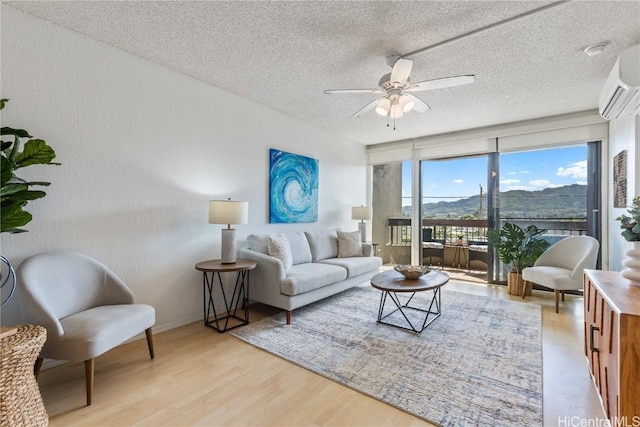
[{"left": 230, "top": 284, "right": 542, "bottom": 427}]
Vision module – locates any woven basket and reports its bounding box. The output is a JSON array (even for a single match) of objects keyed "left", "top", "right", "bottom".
[
  {"left": 507, "top": 272, "right": 532, "bottom": 296},
  {"left": 0, "top": 325, "right": 49, "bottom": 426}
]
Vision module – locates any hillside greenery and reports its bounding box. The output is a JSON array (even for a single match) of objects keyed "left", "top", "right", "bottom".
[{"left": 402, "top": 184, "right": 587, "bottom": 219}]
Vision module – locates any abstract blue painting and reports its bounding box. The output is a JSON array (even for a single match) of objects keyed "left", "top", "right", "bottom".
[{"left": 269, "top": 149, "right": 319, "bottom": 223}]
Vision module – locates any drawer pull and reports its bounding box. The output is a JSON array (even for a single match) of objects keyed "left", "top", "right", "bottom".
[{"left": 590, "top": 325, "right": 600, "bottom": 353}]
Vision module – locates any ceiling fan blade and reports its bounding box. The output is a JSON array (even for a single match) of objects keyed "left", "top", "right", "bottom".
[
  {"left": 390, "top": 58, "right": 413, "bottom": 86},
  {"left": 406, "top": 75, "right": 475, "bottom": 92},
  {"left": 406, "top": 94, "right": 430, "bottom": 113},
  {"left": 324, "top": 88, "right": 384, "bottom": 94},
  {"left": 352, "top": 98, "right": 383, "bottom": 117}
]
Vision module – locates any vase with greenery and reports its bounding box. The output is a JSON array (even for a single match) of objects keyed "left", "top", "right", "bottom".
[
  {"left": 487, "top": 222, "right": 550, "bottom": 296},
  {"left": 616, "top": 196, "right": 640, "bottom": 286},
  {"left": 1, "top": 98, "right": 59, "bottom": 306},
  {"left": 617, "top": 196, "right": 640, "bottom": 241}
]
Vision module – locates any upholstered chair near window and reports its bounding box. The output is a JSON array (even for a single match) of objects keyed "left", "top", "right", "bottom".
[
  {"left": 16, "top": 251, "right": 156, "bottom": 405},
  {"left": 421, "top": 228, "right": 445, "bottom": 268},
  {"left": 467, "top": 240, "right": 489, "bottom": 272},
  {"left": 522, "top": 236, "right": 599, "bottom": 313}
]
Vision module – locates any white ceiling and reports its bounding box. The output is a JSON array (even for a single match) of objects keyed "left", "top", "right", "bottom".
[{"left": 6, "top": 1, "right": 640, "bottom": 145}]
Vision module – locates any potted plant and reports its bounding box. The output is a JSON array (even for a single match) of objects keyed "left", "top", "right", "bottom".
[
  {"left": 616, "top": 196, "right": 640, "bottom": 286},
  {"left": 1, "top": 98, "right": 59, "bottom": 306},
  {"left": 1, "top": 99, "right": 59, "bottom": 233},
  {"left": 487, "top": 222, "right": 550, "bottom": 296}
]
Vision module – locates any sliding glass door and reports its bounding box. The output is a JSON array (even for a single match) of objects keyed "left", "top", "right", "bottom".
[
  {"left": 420, "top": 155, "right": 492, "bottom": 281},
  {"left": 493, "top": 143, "right": 597, "bottom": 282}
]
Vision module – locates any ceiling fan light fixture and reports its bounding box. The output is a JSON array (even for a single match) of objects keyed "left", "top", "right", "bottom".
[
  {"left": 389, "top": 104, "right": 404, "bottom": 119},
  {"left": 398, "top": 95, "right": 415, "bottom": 113},
  {"left": 375, "top": 98, "right": 390, "bottom": 116}
]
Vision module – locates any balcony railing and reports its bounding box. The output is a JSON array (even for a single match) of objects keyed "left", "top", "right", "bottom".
[
  {"left": 388, "top": 218, "right": 489, "bottom": 246},
  {"left": 387, "top": 217, "right": 587, "bottom": 246}
]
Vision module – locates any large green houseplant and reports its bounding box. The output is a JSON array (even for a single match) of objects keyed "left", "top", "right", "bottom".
[
  {"left": 1, "top": 99, "right": 59, "bottom": 234},
  {"left": 1, "top": 98, "right": 59, "bottom": 307},
  {"left": 487, "top": 222, "right": 550, "bottom": 296}
]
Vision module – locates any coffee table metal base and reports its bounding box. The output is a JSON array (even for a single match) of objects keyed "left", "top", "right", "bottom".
[{"left": 377, "top": 287, "right": 442, "bottom": 334}]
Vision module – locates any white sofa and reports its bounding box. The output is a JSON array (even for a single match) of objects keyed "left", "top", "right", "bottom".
[{"left": 239, "top": 230, "right": 382, "bottom": 324}]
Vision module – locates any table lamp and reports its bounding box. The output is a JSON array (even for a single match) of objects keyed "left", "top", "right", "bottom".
[
  {"left": 209, "top": 199, "right": 249, "bottom": 264},
  {"left": 352, "top": 205, "right": 372, "bottom": 242}
]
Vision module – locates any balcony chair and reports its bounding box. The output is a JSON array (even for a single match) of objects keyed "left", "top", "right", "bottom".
[
  {"left": 468, "top": 240, "right": 489, "bottom": 272},
  {"left": 422, "top": 228, "right": 445, "bottom": 268},
  {"left": 522, "top": 236, "right": 599, "bottom": 313},
  {"left": 16, "top": 251, "right": 156, "bottom": 405}
]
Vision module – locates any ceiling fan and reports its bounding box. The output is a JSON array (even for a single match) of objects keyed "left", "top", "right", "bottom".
[{"left": 324, "top": 56, "right": 475, "bottom": 123}]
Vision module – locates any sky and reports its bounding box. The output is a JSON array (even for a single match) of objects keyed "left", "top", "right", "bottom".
[{"left": 402, "top": 144, "right": 588, "bottom": 204}]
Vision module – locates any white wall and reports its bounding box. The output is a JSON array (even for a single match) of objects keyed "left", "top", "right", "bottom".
[
  {"left": 608, "top": 115, "right": 640, "bottom": 270},
  {"left": 0, "top": 6, "right": 368, "bottom": 331}
]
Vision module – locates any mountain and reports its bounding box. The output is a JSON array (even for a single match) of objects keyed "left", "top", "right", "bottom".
[{"left": 403, "top": 184, "right": 587, "bottom": 219}]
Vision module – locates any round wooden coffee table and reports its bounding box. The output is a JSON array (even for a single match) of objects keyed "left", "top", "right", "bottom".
[{"left": 370, "top": 269, "right": 449, "bottom": 333}]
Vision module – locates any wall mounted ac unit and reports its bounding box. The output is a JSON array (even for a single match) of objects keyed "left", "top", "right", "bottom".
[{"left": 599, "top": 44, "right": 640, "bottom": 120}]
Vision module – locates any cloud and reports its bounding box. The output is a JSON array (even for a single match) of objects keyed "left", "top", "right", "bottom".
[
  {"left": 500, "top": 178, "right": 520, "bottom": 185},
  {"left": 505, "top": 185, "right": 537, "bottom": 191},
  {"left": 557, "top": 160, "right": 587, "bottom": 179},
  {"left": 453, "top": 179, "right": 464, "bottom": 184},
  {"left": 507, "top": 171, "right": 517, "bottom": 175},
  {"left": 519, "top": 170, "right": 530, "bottom": 174},
  {"left": 577, "top": 181, "right": 587, "bottom": 185},
  {"left": 529, "top": 179, "right": 552, "bottom": 188}
]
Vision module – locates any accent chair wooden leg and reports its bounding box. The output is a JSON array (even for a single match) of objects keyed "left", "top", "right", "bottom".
[
  {"left": 561, "top": 291, "right": 565, "bottom": 302},
  {"left": 145, "top": 328, "right": 155, "bottom": 359},
  {"left": 34, "top": 357, "right": 44, "bottom": 379},
  {"left": 286, "top": 310, "right": 291, "bottom": 325},
  {"left": 555, "top": 290, "right": 560, "bottom": 314},
  {"left": 85, "top": 359, "right": 94, "bottom": 406}
]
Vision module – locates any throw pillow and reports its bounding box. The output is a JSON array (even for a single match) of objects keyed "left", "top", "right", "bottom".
[
  {"left": 337, "top": 230, "right": 363, "bottom": 258},
  {"left": 268, "top": 234, "right": 293, "bottom": 270}
]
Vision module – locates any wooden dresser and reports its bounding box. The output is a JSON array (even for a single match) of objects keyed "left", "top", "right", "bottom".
[{"left": 584, "top": 269, "right": 640, "bottom": 422}]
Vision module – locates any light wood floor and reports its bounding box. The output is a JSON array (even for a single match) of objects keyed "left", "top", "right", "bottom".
[{"left": 37, "top": 281, "right": 605, "bottom": 427}]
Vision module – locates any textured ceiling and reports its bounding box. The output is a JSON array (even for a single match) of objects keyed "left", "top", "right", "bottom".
[{"left": 6, "top": 1, "right": 640, "bottom": 145}]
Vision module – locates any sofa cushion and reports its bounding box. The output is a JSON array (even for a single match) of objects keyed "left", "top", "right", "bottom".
[
  {"left": 280, "top": 263, "right": 347, "bottom": 296},
  {"left": 281, "top": 231, "right": 313, "bottom": 265},
  {"left": 247, "top": 233, "right": 270, "bottom": 254},
  {"left": 423, "top": 241, "right": 444, "bottom": 249},
  {"left": 319, "top": 256, "right": 382, "bottom": 278},
  {"left": 469, "top": 244, "right": 488, "bottom": 253},
  {"left": 305, "top": 229, "right": 339, "bottom": 261},
  {"left": 337, "top": 230, "right": 363, "bottom": 257},
  {"left": 268, "top": 235, "right": 293, "bottom": 271}
]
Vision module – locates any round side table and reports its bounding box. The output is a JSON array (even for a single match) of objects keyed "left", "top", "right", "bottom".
[
  {"left": 195, "top": 259, "right": 257, "bottom": 333},
  {"left": 1, "top": 325, "right": 48, "bottom": 426}
]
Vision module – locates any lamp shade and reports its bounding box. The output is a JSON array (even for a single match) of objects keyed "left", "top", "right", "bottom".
[
  {"left": 209, "top": 200, "right": 248, "bottom": 225},
  {"left": 351, "top": 206, "right": 372, "bottom": 221},
  {"left": 375, "top": 98, "right": 391, "bottom": 116}
]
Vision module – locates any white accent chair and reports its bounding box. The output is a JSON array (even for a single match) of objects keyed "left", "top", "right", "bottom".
[
  {"left": 16, "top": 251, "right": 156, "bottom": 405},
  {"left": 522, "top": 236, "right": 599, "bottom": 313}
]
